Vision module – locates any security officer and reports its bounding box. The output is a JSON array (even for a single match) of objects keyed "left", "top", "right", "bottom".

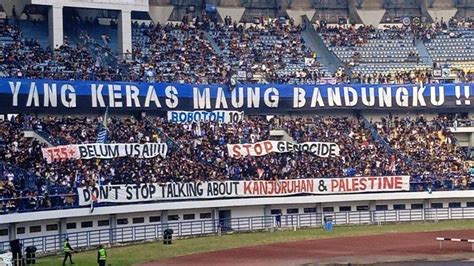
[
  {"left": 63, "top": 238, "right": 74, "bottom": 265},
  {"left": 97, "top": 244, "right": 107, "bottom": 266}
]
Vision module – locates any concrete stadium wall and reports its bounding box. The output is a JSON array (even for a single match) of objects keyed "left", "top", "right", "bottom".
[
  {"left": 2, "top": 0, "right": 30, "bottom": 17},
  {"left": 2, "top": 191, "right": 474, "bottom": 244},
  {"left": 3, "top": 191, "right": 474, "bottom": 225},
  {"left": 148, "top": 5, "right": 174, "bottom": 25},
  {"left": 30, "top": 0, "right": 148, "bottom": 12}
]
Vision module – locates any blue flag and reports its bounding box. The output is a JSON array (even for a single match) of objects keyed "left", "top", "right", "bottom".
[
  {"left": 96, "top": 107, "right": 108, "bottom": 143},
  {"left": 96, "top": 128, "right": 108, "bottom": 143}
]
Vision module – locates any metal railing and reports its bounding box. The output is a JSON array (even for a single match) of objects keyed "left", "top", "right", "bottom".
[{"left": 1, "top": 207, "right": 474, "bottom": 254}]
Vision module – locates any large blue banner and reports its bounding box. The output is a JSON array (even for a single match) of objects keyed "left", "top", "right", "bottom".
[{"left": 0, "top": 78, "right": 472, "bottom": 113}]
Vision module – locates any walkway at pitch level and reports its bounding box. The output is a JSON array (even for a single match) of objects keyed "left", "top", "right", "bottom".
[{"left": 1, "top": 207, "right": 473, "bottom": 254}]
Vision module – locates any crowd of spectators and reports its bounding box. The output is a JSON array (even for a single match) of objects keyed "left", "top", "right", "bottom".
[
  {"left": 417, "top": 17, "right": 473, "bottom": 43},
  {"left": 1, "top": 15, "right": 472, "bottom": 84},
  {"left": 130, "top": 22, "right": 230, "bottom": 84},
  {"left": 275, "top": 116, "right": 404, "bottom": 178},
  {"left": 438, "top": 113, "right": 473, "bottom": 128},
  {"left": 343, "top": 68, "right": 473, "bottom": 84},
  {"left": 318, "top": 17, "right": 473, "bottom": 83},
  {"left": 1, "top": 112, "right": 473, "bottom": 213},
  {"left": 208, "top": 18, "right": 323, "bottom": 84},
  {"left": 318, "top": 17, "right": 473, "bottom": 48},
  {"left": 348, "top": 69, "right": 433, "bottom": 84},
  {"left": 372, "top": 115, "right": 471, "bottom": 191},
  {"left": 0, "top": 117, "right": 75, "bottom": 213},
  {"left": 0, "top": 22, "right": 119, "bottom": 81},
  {"left": 319, "top": 24, "right": 379, "bottom": 47}
]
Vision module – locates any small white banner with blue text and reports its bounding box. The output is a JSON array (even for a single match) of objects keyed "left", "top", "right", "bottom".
[{"left": 167, "top": 110, "right": 244, "bottom": 124}]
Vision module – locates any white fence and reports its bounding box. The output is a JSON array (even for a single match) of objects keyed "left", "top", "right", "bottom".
[{"left": 1, "top": 207, "right": 474, "bottom": 254}]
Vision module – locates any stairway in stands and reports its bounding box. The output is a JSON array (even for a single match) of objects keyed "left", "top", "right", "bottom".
[
  {"left": 202, "top": 30, "right": 223, "bottom": 56},
  {"left": 361, "top": 116, "right": 413, "bottom": 166},
  {"left": 18, "top": 20, "right": 49, "bottom": 48},
  {"left": 414, "top": 39, "right": 434, "bottom": 67},
  {"left": 300, "top": 15, "right": 343, "bottom": 74}
]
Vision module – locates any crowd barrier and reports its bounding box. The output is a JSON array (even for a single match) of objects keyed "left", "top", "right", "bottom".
[{"left": 1, "top": 207, "right": 474, "bottom": 254}]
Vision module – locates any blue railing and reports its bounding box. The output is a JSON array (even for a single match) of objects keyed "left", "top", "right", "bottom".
[
  {"left": 361, "top": 116, "right": 394, "bottom": 153},
  {"left": 0, "top": 194, "right": 78, "bottom": 215},
  {"left": 21, "top": 124, "right": 68, "bottom": 146},
  {"left": 361, "top": 116, "right": 416, "bottom": 167}
]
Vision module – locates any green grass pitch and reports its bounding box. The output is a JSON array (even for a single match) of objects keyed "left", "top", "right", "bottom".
[{"left": 36, "top": 220, "right": 474, "bottom": 266}]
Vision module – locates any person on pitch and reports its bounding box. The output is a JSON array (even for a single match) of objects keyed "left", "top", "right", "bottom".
[
  {"left": 63, "top": 238, "right": 74, "bottom": 265},
  {"left": 97, "top": 244, "right": 107, "bottom": 266}
]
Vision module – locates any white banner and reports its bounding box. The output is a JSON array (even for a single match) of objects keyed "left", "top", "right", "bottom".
[
  {"left": 77, "top": 176, "right": 410, "bottom": 205},
  {"left": 305, "top": 57, "right": 315, "bottom": 66},
  {"left": 227, "top": 140, "right": 339, "bottom": 159},
  {"left": 42, "top": 143, "right": 168, "bottom": 163},
  {"left": 167, "top": 110, "right": 244, "bottom": 124}
]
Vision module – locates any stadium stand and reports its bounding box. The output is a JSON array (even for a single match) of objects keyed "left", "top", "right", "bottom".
[
  {"left": 0, "top": 1, "right": 473, "bottom": 216},
  {"left": 319, "top": 23, "right": 430, "bottom": 81},
  {"left": 0, "top": 22, "right": 117, "bottom": 81},
  {"left": 424, "top": 18, "right": 474, "bottom": 69},
  {"left": 208, "top": 17, "right": 326, "bottom": 84},
  {"left": 1, "top": 14, "right": 471, "bottom": 84},
  {"left": 131, "top": 22, "right": 229, "bottom": 84},
  {"left": 371, "top": 115, "right": 471, "bottom": 191},
  {"left": 1, "top": 112, "right": 473, "bottom": 214}
]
